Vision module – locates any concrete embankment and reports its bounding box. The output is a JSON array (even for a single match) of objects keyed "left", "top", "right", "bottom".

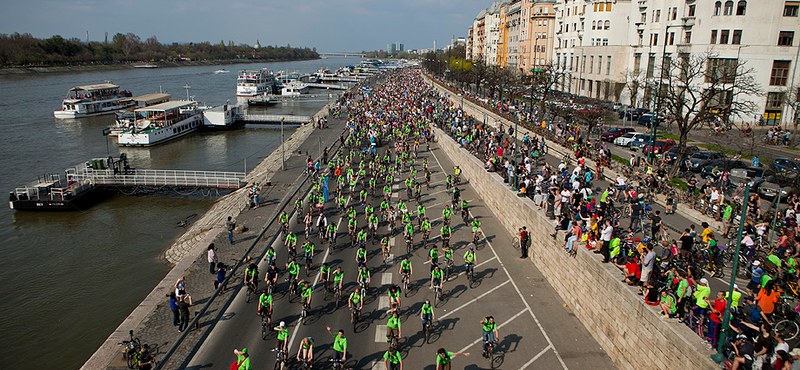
[
  {"left": 427, "top": 79, "right": 717, "bottom": 370},
  {"left": 81, "top": 83, "right": 352, "bottom": 370}
]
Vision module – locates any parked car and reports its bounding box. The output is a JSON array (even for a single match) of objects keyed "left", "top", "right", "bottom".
[
  {"left": 601, "top": 127, "right": 636, "bottom": 142},
  {"left": 755, "top": 175, "right": 796, "bottom": 200},
  {"left": 614, "top": 132, "right": 640, "bottom": 146},
  {"left": 699, "top": 159, "right": 748, "bottom": 178},
  {"left": 629, "top": 134, "right": 665, "bottom": 151},
  {"left": 618, "top": 107, "right": 649, "bottom": 121},
  {"left": 770, "top": 158, "right": 800, "bottom": 173},
  {"left": 663, "top": 145, "right": 701, "bottom": 164},
  {"left": 685, "top": 152, "right": 725, "bottom": 172},
  {"left": 637, "top": 113, "right": 666, "bottom": 126},
  {"left": 642, "top": 139, "right": 676, "bottom": 157},
  {"left": 727, "top": 167, "right": 765, "bottom": 188},
  {"left": 612, "top": 103, "right": 624, "bottom": 111}
]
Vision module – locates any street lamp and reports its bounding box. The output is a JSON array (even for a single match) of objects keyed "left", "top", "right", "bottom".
[
  {"left": 511, "top": 107, "right": 519, "bottom": 191},
  {"left": 649, "top": 24, "right": 681, "bottom": 164},
  {"left": 281, "top": 116, "right": 286, "bottom": 170},
  {"left": 456, "top": 61, "right": 460, "bottom": 89},
  {"left": 499, "top": 66, "right": 505, "bottom": 104}
]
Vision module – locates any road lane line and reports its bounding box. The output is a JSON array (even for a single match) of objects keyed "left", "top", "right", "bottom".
[
  {"left": 456, "top": 307, "right": 529, "bottom": 353},
  {"left": 438, "top": 279, "right": 511, "bottom": 320},
  {"left": 375, "top": 325, "right": 388, "bottom": 342},
  {"left": 520, "top": 344, "right": 554, "bottom": 369},
  {"left": 378, "top": 296, "right": 390, "bottom": 311},
  {"left": 381, "top": 273, "right": 392, "bottom": 285},
  {"left": 430, "top": 146, "right": 569, "bottom": 370}
]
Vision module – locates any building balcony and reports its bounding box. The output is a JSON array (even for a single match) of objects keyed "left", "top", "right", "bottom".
[
  {"left": 681, "top": 16, "right": 695, "bottom": 27},
  {"left": 638, "top": 0, "right": 647, "bottom": 8}
]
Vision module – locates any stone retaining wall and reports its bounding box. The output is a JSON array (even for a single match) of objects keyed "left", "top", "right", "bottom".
[{"left": 433, "top": 126, "right": 718, "bottom": 370}]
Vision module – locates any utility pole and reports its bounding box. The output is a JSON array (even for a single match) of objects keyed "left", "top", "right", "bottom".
[{"left": 281, "top": 116, "right": 285, "bottom": 170}]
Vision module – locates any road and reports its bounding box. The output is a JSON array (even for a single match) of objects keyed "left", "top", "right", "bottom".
[{"left": 181, "top": 128, "right": 618, "bottom": 369}]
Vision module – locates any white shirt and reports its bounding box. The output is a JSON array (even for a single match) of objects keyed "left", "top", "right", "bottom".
[
  {"left": 207, "top": 248, "right": 217, "bottom": 264},
  {"left": 616, "top": 177, "right": 626, "bottom": 186},
  {"left": 601, "top": 226, "right": 613, "bottom": 241},
  {"left": 710, "top": 189, "right": 720, "bottom": 202}
]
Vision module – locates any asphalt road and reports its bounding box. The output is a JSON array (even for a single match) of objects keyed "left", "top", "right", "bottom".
[{"left": 181, "top": 130, "right": 618, "bottom": 369}]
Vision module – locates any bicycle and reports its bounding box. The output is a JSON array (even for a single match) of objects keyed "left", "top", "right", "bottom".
[
  {"left": 387, "top": 332, "right": 400, "bottom": 351},
  {"left": 423, "top": 317, "right": 432, "bottom": 344},
  {"left": 484, "top": 340, "right": 496, "bottom": 368},
  {"left": 512, "top": 236, "right": 520, "bottom": 249},
  {"left": 287, "top": 276, "right": 299, "bottom": 302},
  {"left": 118, "top": 330, "right": 141, "bottom": 369},
  {"left": 433, "top": 284, "right": 442, "bottom": 307},
  {"left": 260, "top": 310, "right": 271, "bottom": 340},
  {"left": 301, "top": 300, "right": 310, "bottom": 319},
  {"left": 246, "top": 281, "right": 257, "bottom": 303},
  {"left": 401, "top": 273, "right": 410, "bottom": 297},
  {"left": 465, "top": 263, "right": 475, "bottom": 285},
  {"left": 443, "top": 260, "right": 454, "bottom": 281},
  {"left": 406, "top": 236, "right": 413, "bottom": 254},
  {"left": 684, "top": 308, "right": 708, "bottom": 340},
  {"left": 305, "top": 256, "right": 313, "bottom": 277},
  {"left": 333, "top": 286, "right": 341, "bottom": 309},
  {"left": 350, "top": 306, "right": 361, "bottom": 331},
  {"left": 775, "top": 318, "right": 800, "bottom": 341}
]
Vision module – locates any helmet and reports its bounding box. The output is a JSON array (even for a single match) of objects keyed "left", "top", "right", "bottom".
[
  {"left": 425, "top": 299, "right": 430, "bottom": 304},
  {"left": 437, "top": 348, "right": 446, "bottom": 354},
  {"left": 280, "top": 321, "right": 286, "bottom": 327},
  {"left": 643, "top": 238, "right": 652, "bottom": 243},
  {"left": 248, "top": 263, "right": 257, "bottom": 270},
  {"left": 736, "top": 334, "right": 747, "bottom": 341}
]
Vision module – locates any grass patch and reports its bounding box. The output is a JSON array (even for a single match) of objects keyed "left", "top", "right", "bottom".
[
  {"left": 697, "top": 143, "right": 754, "bottom": 159},
  {"left": 611, "top": 153, "right": 628, "bottom": 164},
  {"left": 787, "top": 146, "right": 800, "bottom": 151},
  {"left": 657, "top": 131, "right": 694, "bottom": 142},
  {"left": 669, "top": 177, "right": 688, "bottom": 191}
]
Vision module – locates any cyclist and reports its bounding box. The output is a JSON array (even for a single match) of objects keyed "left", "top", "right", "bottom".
[
  {"left": 302, "top": 241, "right": 315, "bottom": 268},
  {"left": 264, "top": 246, "right": 276, "bottom": 266},
  {"left": 454, "top": 166, "right": 462, "bottom": 183},
  {"left": 388, "top": 285, "right": 402, "bottom": 310},
  {"left": 386, "top": 310, "right": 402, "bottom": 345},
  {"left": 404, "top": 222, "right": 415, "bottom": 244},
  {"left": 286, "top": 258, "right": 300, "bottom": 293},
  {"left": 265, "top": 263, "right": 278, "bottom": 291},
  {"left": 442, "top": 206, "right": 453, "bottom": 226},
  {"left": 285, "top": 232, "right": 298, "bottom": 257},
  {"left": 299, "top": 280, "right": 313, "bottom": 309},
  {"left": 296, "top": 337, "right": 314, "bottom": 365},
  {"left": 440, "top": 225, "right": 452, "bottom": 248},
  {"left": 429, "top": 245, "right": 440, "bottom": 271},
  {"left": 441, "top": 244, "right": 454, "bottom": 271},
  {"left": 244, "top": 263, "right": 259, "bottom": 292},
  {"left": 417, "top": 204, "right": 426, "bottom": 225},
  {"left": 279, "top": 211, "right": 289, "bottom": 234},
  {"left": 327, "top": 221, "right": 337, "bottom": 244},
  {"left": 464, "top": 246, "right": 476, "bottom": 277},
  {"left": 326, "top": 326, "right": 348, "bottom": 363},
  {"left": 356, "top": 245, "right": 368, "bottom": 267},
  {"left": 481, "top": 316, "right": 499, "bottom": 357},
  {"left": 383, "top": 347, "right": 403, "bottom": 370},
  {"left": 445, "top": 174, "right": 453, "bottom": 190},
  {"left": 452, "top": 187, "right": 461, "bottom": 208},
  {"left": 233, "top": 348, "right": 251, "bottom": 370},
  {"left": 332, "top": 266, "right": 344, "bottom": 300},
  {"left": 399, "top": 257, "right": 413, "bottom": 287},
  {"left": 357, "top": 228, "right": 368, "bottom": 248},
  {"left": 369, "top": 213, "right": 379, "bottom": 237},
  {"left": 320, "top": 263, "right": 331, "bottom": 292},
  {"left": 136, "top": 344, "right": 155, "bottom": 370},
  {"left": 349, "top": 287, "right": 363, "bottom": 317},
  {"left": 420, "top": 299, "right": 435, "bottom": 328},
  {"left": 431, "top": 265, "right": 444, "bottom": 297},
  {"left": 381, "top": 236, "right": 391, "bottom": 262},
  {"left": 460, "top": 199, "right": 470, "bottom": 220},
  {"left": 435, "top": 348, "right": 469, "bottom": 370},
  {"left": 358, "top": 265, "right": 371, "bottom": 291},
  {"left": 471, "top": 217, "right": 482, "bottom": 242},
  {"left": 421, "top": 217, "right": 431, "bottom": 240},
  {"left": 257, "top": 288, "right": 273, "bottom": 324}
]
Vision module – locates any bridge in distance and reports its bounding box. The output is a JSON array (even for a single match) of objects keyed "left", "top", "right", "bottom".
[{"left": 319, "top": 52, "right": 366, "bottom": 58}]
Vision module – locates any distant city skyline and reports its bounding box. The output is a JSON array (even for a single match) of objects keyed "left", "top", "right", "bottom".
[{"left": 0, "top": 0, "right": 488, "bottom": 52}]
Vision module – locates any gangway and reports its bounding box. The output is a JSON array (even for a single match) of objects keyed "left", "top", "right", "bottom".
[{"left": 67, "top": 168, "right": 245, "bottom": 189}]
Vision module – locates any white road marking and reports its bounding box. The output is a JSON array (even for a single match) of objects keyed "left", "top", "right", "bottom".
[
  {"left": 378, "top": 296, "right": 390, "bottom": 311},
  {"left": 381, "top": 273, "right": 392, "bottom": 285},
  {"left": 375, "top": 325, "right": 388, "bottom": 342},
  {"left": 431, "top": 145, "right": 570, "bottom": 370},
  {"left": 521, "top": 345, "right": 554, "bottom": 369},
  {"left": 439, "top": 279, "right": 511, "bottom": 320}
]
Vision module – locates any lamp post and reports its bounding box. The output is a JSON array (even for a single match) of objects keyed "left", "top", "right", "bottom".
[
  {"left": 511, "top": 107, "right": 519, "bottom": 191},
  {"left": 475, "top": 63, "right": 480, "bottom": 96},
  {"left": 499, "top": 66, "right": 505, "bottom": 104},
  {"left": 649, "top": 24, "right": 680, "bottom": 165},
  {"left": 281, "top": 116, "right": 286, "bottom": 170},
  {"left": 711, "top": 185, "right": 750, "bottom": 363},
  {"left": 456, "top": 61, "right": 460, "bottom": 89}
]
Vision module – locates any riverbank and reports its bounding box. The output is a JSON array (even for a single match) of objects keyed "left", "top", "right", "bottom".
[
  {"left": 0, "top": 58, "right": 319, "bottom": 75},
  {"left": 80, "top": 77, "right": 364, "bottom": 370}
]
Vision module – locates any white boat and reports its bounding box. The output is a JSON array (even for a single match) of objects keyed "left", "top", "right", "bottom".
[
  {"left": 236, "top": 69, "right": 275, "bottom": 97},
  {"left": 54, "top": 83, "right": 135, "bottom": 119},
  {"left": 133, "top": 64, "right": 158, "bottom": 69},
  {"left": 202, "top": 104, "right": 239, "bottom": 128},
  {"left": 281, "top": 82, "right": 309, "bottom": 96},
  {"left": 213, "top": 69, "right": 230, "bottom": 74},
  {"left": 117, "top": 101, "right": 203, "bottom": 146}
]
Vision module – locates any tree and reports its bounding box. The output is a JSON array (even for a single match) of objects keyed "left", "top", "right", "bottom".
[
  {"left": 653, "top": 51, "right": 762, "bottom": 176},
  {"left": 528, "top": 64, "right": 569, "bottom": 125}
]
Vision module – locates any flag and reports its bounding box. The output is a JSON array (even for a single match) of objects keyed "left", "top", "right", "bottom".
[{"left": 322, "top": 176, "right": 329, "bottom": 203}]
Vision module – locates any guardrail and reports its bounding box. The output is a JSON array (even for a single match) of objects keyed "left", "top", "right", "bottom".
[{"left": 68, "top": 169, "right": 245, "bottom": 189}]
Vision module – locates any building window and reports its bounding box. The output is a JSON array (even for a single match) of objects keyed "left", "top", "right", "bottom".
[
  {"left": 640, "top": 13, "right": 647, "bottom": 23},
  {"left": 732, "top": 30, "right": 742, "bottom": 44},
  {"left": 647, "top": 54, "right": 656, "bottom": 78},
  {"left": 720, "top": 30, "right": 730, "bottom": 44},
  {"left": 604, "top": 20, "right": 610, "bottom": 30},
  {"left": 770, "top": 60, "right": 790, "bottom": 86},
  {"left": 706, "top": 58, "right": 737, "bottom": 83},
  {"left": 634, "top": 54, "right": 641, "bottom": 74},
  {"left": 724, "top": 1, "right": 734, "bottom": 15},
  {"left": 603, "top": 39, "right": 609, "bottom": 46},
  {"left": 656, "top": 9, "right": 661, "bottom": 22},
  {"left": 669, "top": 32, "right": 675, "bottom": 45},
  {"left": 766, "top": 92, "right": 785, "bottom": 109},
  {"left": 715, "top": 1, "right": 722, "bottom": 15},
  {"left": 786, "top": 3, "right": 799, "bottom": 16},
  {"left": 598, "top": 56, "right": 603, "bottom": 75},
  {"left": 589, "top": 56, "right": 594, "bottom": 73},
  {"left": 653, "top": 33, "right": 659, "bottom": 46},
  {"left": 736, "top": 1, "right": 746, "bottom": 15},
  {"left": 673, "top": 7, "right": 678, "bottom": 20},
  {"left": 689, "top": 5, "right": 696, "bottom": 17},
  {"left": 594, "top": 3, "right": 598, "bottom": 12},
  {"left": 779, "top": 31, "right": 795, "bottom": 46},
  {"left": 606, "top": 2, "right": 612, "bottom": 11},
  {"left": 607, "top": 55, "right": 612, "bottom": 75},
  {"left": 581, "top": 57, "right": 585, "bottom": 72},
  {"left": 711, "top": 30, "right": 718, "bottom": 44},
  {"left": 592, "top": 21, "right": 596, "bottom": 30}
]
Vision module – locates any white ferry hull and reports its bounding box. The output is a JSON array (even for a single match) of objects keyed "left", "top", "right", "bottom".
[
  {"left": 236, "top": 84, "right": 273, "bottom": 97},
  {"left": 118, "top": 115, "right": 202, "bottom": 147}
]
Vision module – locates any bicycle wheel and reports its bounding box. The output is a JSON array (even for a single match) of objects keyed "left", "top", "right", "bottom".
[
  {"left": 246, "top": 286, "right": 252, "bottom": 303},
  {"left": 489, "top": 346, "right": 495, "bottom": 369},
  {"left": 262, "top": 323, "right": 268, "bottom": 340},
  {"left": 775, "top": 320, "right": 800, "bottom": 341},
  {"left": 274, "top": 358, "right": 283, "bottom": 370},
  {"left": 126, "top": 350, "right": 137, "bottom": 369},
  {"left": 512, "top": 237, "right": 520, "bottom": 249},
  {"left": 425, "top": 323, "right": 431, "bottom": 344}
]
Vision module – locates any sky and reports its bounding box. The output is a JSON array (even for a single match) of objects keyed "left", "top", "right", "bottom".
[{"left": 0, "top": 0, "right": 489, "bottom": 52}]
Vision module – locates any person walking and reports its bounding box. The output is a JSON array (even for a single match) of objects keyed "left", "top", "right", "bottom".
[
  {"left": 207, "top": 243, "right": 218, "bottom": 274},
  {"left": 169, "top": 292, "right": 179, "bottom": 327},
  {"left": 177, "top": 293, "right": 192, "bottom": 332},
  {"left": 519, "top": 226, "right": 530, "bottom": 259},
  {"left": 226, "top": 216, "right": 236, "bottom": 244}
]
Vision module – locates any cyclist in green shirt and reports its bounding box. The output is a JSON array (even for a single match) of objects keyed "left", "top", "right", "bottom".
[
  {"left": 264, "top": 246, "right": 276, "bottom": 266},
  {"left": 402, "top": 212, "right": 411, "bottom": 225},
  {"left": 279, "top": 211, "right": 289, "bottom": 231},
  {"left": 435, "top": 348, "right": 469, "bottom": 370},
  {"left": 388, "top": 285, "right": 402, "bottom": 310},
  {"left": 464, "top": 246, "right": 476, "bottom": 276},
  {"left": 327, "top": 222, "right": 337, "bottom": 243},
  {"left": 383, "top": 347, "right": 403, "bottom": 370},
  {"left": 302, "top": 241, "right": 314, "bottom": 263},
  {"left": 405, "top": 222, "right": 415, "bottom": 241},
  {"left": 386, "top": 310, "right": 402, "bottom": 343},
  {"left": 365, "top": 203, "right": 374, "bottom": 216},
  {"left": 356, "top": 228, "right": 368, "bottom": 248},
  {"left": 399, "top": 257, "right": 413, "bottom": 279},
  {"left": 358, "top": 266, "right": 371, "bottom": 290},
  {"left": 284, "top": 232, "right": 297, "bottom": 256},
  {"left": 429, "top": 245, "right": 440, "bottom": 271},
  {"left": 257, "top": 288, "right": 273, "bottom": 324},
  {"left": 349, "top": 287, "right": 363, "bottom": 313},
  {"left": 421, "top": 217, "right": 431, "bottom": 239},
  {"left": 431, "top": 265, "right": 443, "bottom": 292},
  {"left": 471, "top": 217, "right": 482, "bottom": 242},
  {"left": 320, "top": 263, "right": 331, "bottom": 291},
  {"left": 480, "top": 316, "right": 499, "bottom": 356},
  {"left": 233, "top": 348, "right": 252, "bottom": 370},
  {"left": 420, "top": 299, "right": 435, "bottom": 326},
  {"left": 326, "top": 326, "right": 347, "bottom": 362},
  {"left": 286, "top": 259, "right": 300, "bottom": 285},
  {"left": 442, "top": 206, "right": 452, "bottom": 226},
  {"left": 274, "top": 322, "right": 288, "bottom": 352},
  {"left": 348, "top": 218, "right": 358, "bottom": 237},
  {"left": 356, "top": 245, "right": 367, "bottom": 267},
  {"left": 440, "top": 225, "right": 451, "bottom": 247},
  {"left": 244, "top": 263, "right": 259, "bottom": 291},
  {"left": 332, "top": 266, "right": 344, "bottom": 295},
  {"left": 299, "top": 280, "right": 312, "bottom": 307},
  {"left": 417, "top": 205, "right": 426, "bottom": 223}
]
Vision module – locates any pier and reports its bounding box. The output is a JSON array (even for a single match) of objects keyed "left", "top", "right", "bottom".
[{"left": 236, "top": 113, "right": 311, "bottom": 124}]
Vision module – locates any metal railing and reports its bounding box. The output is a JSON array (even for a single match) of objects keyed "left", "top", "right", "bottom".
[
  {"left": 238, "top": 114, "right": 311, "bottom": 123},
  {"left": 67, "top": 168, "right": 245, "bottom": 189}
]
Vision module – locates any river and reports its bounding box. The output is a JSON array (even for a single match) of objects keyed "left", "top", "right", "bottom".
[{"left": 0, "top": 57, "right": 361, "bottom": 370}]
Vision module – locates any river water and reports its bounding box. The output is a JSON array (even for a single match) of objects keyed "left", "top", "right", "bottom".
[{"left": 0, "top": 57, "right": 361, "bottom": 370}]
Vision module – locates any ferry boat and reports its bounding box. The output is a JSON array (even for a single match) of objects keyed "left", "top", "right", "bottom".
[
  {"left": 108, "top": 93, "right": 173, "bottom": 136},
  {"left": 236, "top": 69, "right": 276, "bottom": 97},
  {"left": 281, "top": 82, "right": 309, "bottom": 96},
  {"left": 54, "top": 83, "right": 135, "bottom": 119},
  {"left": 117, "top": 101, "right": 203, "bottom": 146}
]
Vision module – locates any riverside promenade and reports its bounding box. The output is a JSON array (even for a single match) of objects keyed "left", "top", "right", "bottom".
[{"left": 81, "top": 75, "right": 373, "bottom": 370}]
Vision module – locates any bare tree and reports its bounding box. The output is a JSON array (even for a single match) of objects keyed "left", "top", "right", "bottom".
[
  {"left": 622, "top": 70, "right": 644, "bottom": 109},
  {"left": 652, "top": 51, "right": 762, "bottom": 176}
]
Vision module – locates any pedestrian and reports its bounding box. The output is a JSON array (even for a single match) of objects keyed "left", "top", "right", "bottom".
[
  {"left": 600, "top": 219, "right": 613, "bottom": 263},
  {"left": 169, "top": 292, "right": 179, "bottom": 327},
  {"left": 519, "top": 226, "right": 530, "bottom": 258},
  {"left": 177, "top": 293, "right": 192, "bottom": 332},
  {"left": 214, "top": 262, "right": 227, "bottom": 290},
  {"left": 226, "top": 216, "right": 236, "bottom": 244},
  {"left": 207, "top": 243, "right": 218, "bottom": 274},
  {"left": 175, "top": 276, "right": 186, "bottom": 296}
]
